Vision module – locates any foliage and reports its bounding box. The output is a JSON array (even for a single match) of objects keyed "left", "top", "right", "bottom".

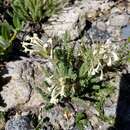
[
  {"left": 124, "top": 38, "right": 130, "bottom": 63},
  {"left": 0, "top": 14, "right": 24, "bottom": 60},
  {"left": 0, "top": 111, "right": 5, "bottom": 129},
  {"left": 75, "top": 112, "right": 88, "bottom": 130},
  {"left": 22, "top": 32, "right": 120, "bottom": 104},
  {"left": 11, "top": 0, "right": 60, "bottom": 23},
  {"left": 80, "top": 43, "right": 119, "bottom": 80},
  {"left": 0, "top": 21, "right": 12, "bottom": 58}
]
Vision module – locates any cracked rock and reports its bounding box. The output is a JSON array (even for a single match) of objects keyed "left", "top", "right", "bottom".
[
  {"left": 42, "top": 0, "right": 114, "bottom": 41},
  {"left": 0, "top": 57, "right": 45, "bottom": 111}
]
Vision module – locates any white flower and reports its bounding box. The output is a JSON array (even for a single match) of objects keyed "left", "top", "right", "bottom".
[
  {"left": 107, "top": 57, "right": 112, "bottom": 66},
  {"left": 112, "top": 52, "right": 119, "bottom": 61},
  {"left": 99, "top": 70, "right": 103, "bottom": 80},
  {"left": 93, "top": 49, "right": 97, "bottom": 55}
]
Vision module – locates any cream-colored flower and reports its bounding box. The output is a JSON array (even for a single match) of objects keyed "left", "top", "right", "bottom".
[
  {"left": 107, "top": 57, "right": 112, "bottom": 66},
  {"left": 112, "top": 52, "right": 119, "bottom": 61},
  {"left": 99, "top": 70, "right": 103, "bottom": 80}
]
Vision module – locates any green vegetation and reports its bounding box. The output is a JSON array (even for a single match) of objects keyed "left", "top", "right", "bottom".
[
  {"left": 11, "top": 0, "right": 60, "bottom": 23},
  {"left": 75, "top": 112, "right": 88, "bottom": 130},
  {"left": 0, "top": 0, "right": 129, "bottom": 129},
  {"left": 0, "top": 112, "right": 5, "bottom": 130},
  {"left": 0, "top": 15, "right": 24, "bottom": 59},
  {"left": 22, "top": 32, "right": 122, "bottom": 105},
  {"left": 0, "top": 0, "right": 62, "bottom": 60}
]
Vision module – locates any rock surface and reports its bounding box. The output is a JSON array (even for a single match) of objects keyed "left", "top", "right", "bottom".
[
  {"left": 104, "top": 103, "right": 116, "bottom": 117},
  {"left": 109, "top": 13, "right": 129, "bottom": 27},
  {"left": 5, "top": 116, "right": 33, "bottom": 130},
  {"left": 42, "top": 0, "right": 114, "bottom": 40},
  {"left": 0, "top": 57, "right": 45, "bottom": 111}
]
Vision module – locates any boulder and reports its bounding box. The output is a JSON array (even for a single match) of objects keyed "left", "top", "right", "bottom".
[
  {"left": 5, "top": 116, "right": 33, "bottom": 130},
  {"left": 0, "top": 57, "right": 45, "bottom": 111},
  {"left": 42, "top": 0, "right": 114, "bottom": 41}
]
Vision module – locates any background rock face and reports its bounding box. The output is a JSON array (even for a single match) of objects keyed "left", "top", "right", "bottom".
[
  {"left": 42, "top": 0, "right": 114, "bottom": 41},
  {"left": 109, "top": 14, "right": 129, "bottom": 27},
  {"left": 42, "top": 5, "right": 87, "bottom": 40}
]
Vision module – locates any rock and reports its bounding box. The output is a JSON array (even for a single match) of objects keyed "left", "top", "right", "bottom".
[
  {"left": 111, "top": 7, "right": 122, "bottom": 14},
  {"left": 42, "top": 4, "right": 87, "bottom": 41},
  {"left": 104, "top": 103, "right": 116, "bottom": 117},
  {"left": 107, "top": 26, "right": 121, "bottom": 40},
  {"left": 100, "top": 1, "right": 114, "bottom": 12},
  {"left": 96, "top": 21, "right": 106, "bottom": 31},
  {"left": 41, "top": 104, "right": 75, "bottom": 130},
  {"left": 87, "top": 25, "right": 110, "bottom": 43},
  {"left": 47, "top": 105, "right": 75, "bottom": 130},
  {"left": 98, "top": 122, "right": 110, "bottom": 130},
  {"left": 121, "top": 24, "right": 130, "bottom": 39},
  {"left": 89, "top": 115, "right": 99, "bottom": 127},
  {"left": 0, "top": 57, "right": 45, "bottom": 111},
  {"left": 5, "top": 116, "right": 33, "bottom": 130},
  {"left": 42, "top": 0, "right": 114, "bottom": 40},
  {"left": 109, "top": 14, "right": 129, "bottom": 27},
  {"left": 23, "top": 90, "right": 44, "bottom": 112},
  {"left": 127, "top": 3, "right": 130, "bottom": 14},
  {"left": 1, "top": 79, "right": 31, "bottom": 109}
]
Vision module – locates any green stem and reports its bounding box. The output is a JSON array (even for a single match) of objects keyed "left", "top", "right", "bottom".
[{"left": 9, "top": 30, "right": 17, "bottom": 44}]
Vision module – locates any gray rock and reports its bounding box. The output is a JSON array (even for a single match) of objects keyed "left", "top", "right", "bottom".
[
  {"left": 0, "top": 57, "right": 45, "bottom": 110},
  {"left": 109, "top": 14, "right": 129, "bottom": 27},
  {"left": 104, "top": 103, "right": 116, "bottom": 117},
  {"left": 87, "top": 25, "right": 110, "bottom": 43},
  {"left": 121, "top": 24, "right": 130, "bottom": 39},
  {"left": 42, "top": 0, "right": 114, "bottom": 41},
  {"left": 96, "top": 21, "right": 106, "bottom": 31},
  {"left": 41, "top": 104, "right": 75, "bottom": 130},
  {"left": 42, "top": 4, "right": 87, "bottom": 41},
  {"left": 111, "top": 7, "right": 122, "bottom": 14},
  {"left": 107, "top": 26, "right": 121, "bottom": 40},
  {"left": 98, "top": 122, "right": 110, "bottom": 130},
  {"left": 5, "top": 116, "right": 33, "bottom": 130},
  {"left": 126, "top": 3, "right": 130, "bottom": 14}
]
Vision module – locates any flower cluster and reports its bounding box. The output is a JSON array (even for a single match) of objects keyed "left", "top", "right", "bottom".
[
  {"left": 22, "top": 33, "right": 52, "bottom": 56},
  {"left": 89, "top": 42, "right": 119, "bottom": 80}
]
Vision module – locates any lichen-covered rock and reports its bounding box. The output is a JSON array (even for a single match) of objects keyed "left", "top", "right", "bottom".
[
  {"left": 0, "top": 57, "right": 45, "bottom": 111},
  {"left": 5, "top": 116, "right": 33, "bottom": 130},
  {"left": 1, "top": 79, "right": 31, "bottom": 109},
  {"left": 40, "top": 104, "right": 75, "bottom": 130},
  {"left": 42, "top": 5, "right": 86, "bottom": 40},
  {"left": 109, "top": 13, "right": 129, "bottom": 27},
  {"left": 87, "top": 25, "right": 110, "bottom": 43},
  {"left": 42, "top": 0, "right": 114, "bottom": 41},
  {"left": 104, "top": 103, "right": 116, "bottom": 117}
]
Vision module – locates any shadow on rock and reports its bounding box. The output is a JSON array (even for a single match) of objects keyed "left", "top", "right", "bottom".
[
  {"left": 0, "top": 64, "right": 11, "bottom": 107},
  {"left": 108, "top": 73, "right": 130, "bottom": 130}
]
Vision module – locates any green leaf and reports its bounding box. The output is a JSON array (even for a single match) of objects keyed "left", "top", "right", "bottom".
[
  {"left": 1, "top": 22, "right": 10, "bottom": 41},
  {"left": 128, "top": 37, "right": 130, "bottom": 43},
  {"left": 76, "top": 112, "right": 88, "bottom": 130},
  {"left": 0, "top": 36, "right": 10, "bottom": 49},
  {"left": 13, "top": 15, "right": 22, "bottom": 30}
]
